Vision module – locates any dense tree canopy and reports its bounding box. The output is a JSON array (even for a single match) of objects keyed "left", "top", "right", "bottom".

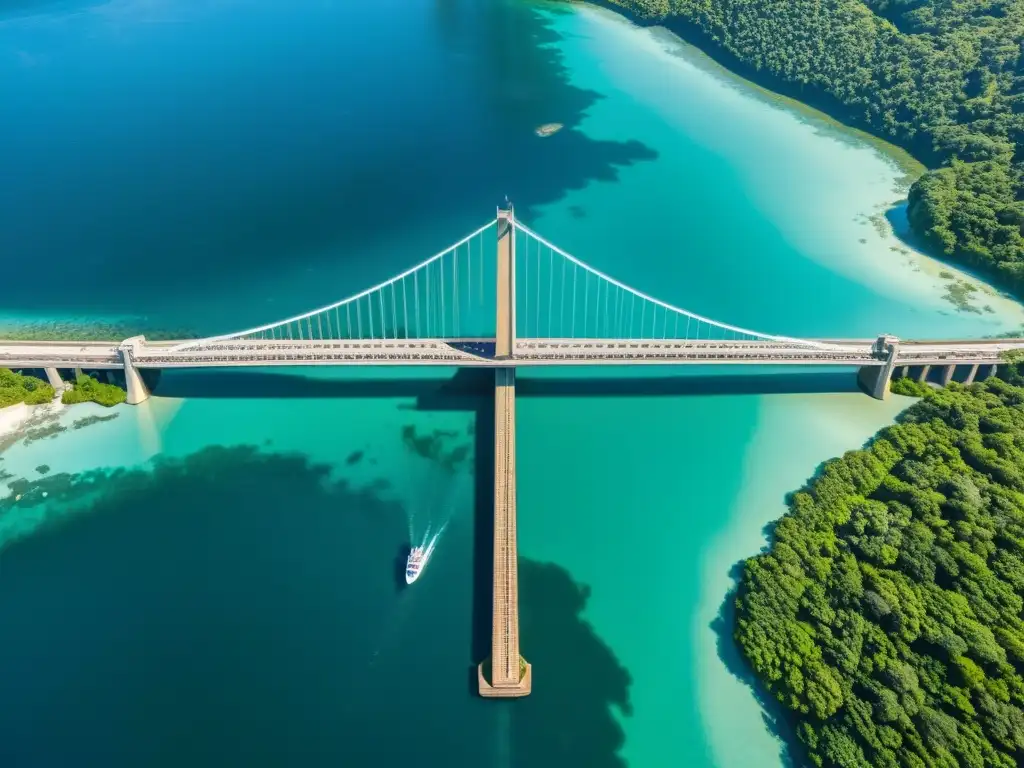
[
  {"left": 0, "top": 369, "right": 54, "bottom": 408},
  {"left": 61, "top": 374, "right": 126, "bottom": 408},
  {"left": 595, "top": 0, "right": 1024, "bottom": 296},
  {"left": 734, "top": 375, "right": 1024, "bottom": 767}
]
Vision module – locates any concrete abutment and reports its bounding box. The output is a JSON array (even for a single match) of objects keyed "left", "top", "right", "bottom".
[
  {"left": 856, "top": 335, "right": 899, "bottom": 400},
  {"left": 43, "top": 367, "right": 64, "bottom": 391},
  {"left": 119, "top": 336, "right": 151, "bottom": 405}
]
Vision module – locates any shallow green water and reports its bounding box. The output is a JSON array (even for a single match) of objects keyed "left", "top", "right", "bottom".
[{"left": 1, "top": 2, "right": 1022, "bottom": 767}]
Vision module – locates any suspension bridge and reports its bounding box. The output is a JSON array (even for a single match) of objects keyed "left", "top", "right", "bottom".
[{"left": 3, "top": 206, "right": 1023, "bottom": 698}]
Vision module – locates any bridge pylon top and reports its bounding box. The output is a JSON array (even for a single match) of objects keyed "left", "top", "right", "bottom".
[
  {"left": 119, "top": 335, "right": 147, "bottom": 350},
  {"left": 873, "top": 334, "right": 900, "bottom": 353}
]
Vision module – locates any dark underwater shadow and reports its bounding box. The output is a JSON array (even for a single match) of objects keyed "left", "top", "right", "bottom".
[
  {"left": 0, "top": 443, "right": 632, "bottom": 767},
  {"left": 151, "top": 366, "right": 862, "bottom": 401},
  {"left": 515, "top": 561, "right": 633, "bottom": 766},
  {"left": 884, "top": 203, "right": 955, "bottom": 277},
  {"left": 883, "top": 203, "right": 919, "bottom": 254},
  {"left": 469, "top": 379, "right": 495, "bottom": 688}
]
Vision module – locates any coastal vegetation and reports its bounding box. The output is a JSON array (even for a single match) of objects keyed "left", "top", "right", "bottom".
[
  {"left": 0, "top": 368, "right": 54, "bottom": 408},
  {"left": 735, "top": 372, "right": 1024, "bottom": 767},
  {"left": 889, "top": 377, "right": 933, "bottom": 398},
  {"left": 586, "top": 0, "right": 1024, "bottom": 297},
  {"left": 61, "top": 374, "right": 126, "bottom": 408}
]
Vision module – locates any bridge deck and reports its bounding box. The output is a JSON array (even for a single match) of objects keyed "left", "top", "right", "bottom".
[{"left": 2, "top": 337, "right": 1020, "bottom": 369}]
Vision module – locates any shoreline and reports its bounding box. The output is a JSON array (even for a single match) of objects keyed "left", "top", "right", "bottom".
[
  {"left": 562, "top": 0, "right": 931, "bottom": 177},
  {"left": 560, "top": 2, "right": 1024, "bottom": 326},
  {"left": 0, "top": 399, "right": 67, "bottom": 455},
  {"left": 558, "top": 0, "right": 1023, "bottom": 305},
  {"left": 0, "top": 403, "right": 34, "bottom": 441},
  {"left": 558, "top": 3, "right": 1024, "bottom": 328},
  {"left": 693, "top": 392, "right": 913, "bottom": 766}
]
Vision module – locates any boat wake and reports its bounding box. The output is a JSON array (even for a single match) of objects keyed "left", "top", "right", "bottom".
[{"left": 405, "top": 524, "right": 445, "bottom": 585}]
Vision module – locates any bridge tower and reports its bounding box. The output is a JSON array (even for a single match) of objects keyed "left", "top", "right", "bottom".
[
  {"left": 494, "top": 205, "right": 516, "bottom": 360},
  {"left": 857, "top": 334, "right": 900, "bottom": 400},
  {"left": 479, "top": 204, "right": 531, "bottom": 698}
]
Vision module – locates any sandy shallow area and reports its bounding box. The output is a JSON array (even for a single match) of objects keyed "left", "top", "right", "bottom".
[{"left": 0, "top": 400, "right": 66, "bottom": 447}]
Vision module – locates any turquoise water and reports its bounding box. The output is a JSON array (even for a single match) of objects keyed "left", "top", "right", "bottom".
[{"left": 2, "top": 2, "right": 1023, "bottom": 767}]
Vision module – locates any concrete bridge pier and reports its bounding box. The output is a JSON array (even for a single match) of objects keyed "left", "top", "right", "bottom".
[
  {"left": 964, "top": 363, "right": 979, "bottom": 384},
  {"left": 857, "top": 335, "right": 900, "bottom": 400},
  {"left": 918, "top": 365, "right": 931, "bottom": 383},
  {"left": 43, "top": 367, "right": 64, "bottom": 391},
  {"left": 940, "top": 364, "right": 956, "bottom": 386},
  {"left": 119, "top": 336, "right": 151, "bottom": 405}
]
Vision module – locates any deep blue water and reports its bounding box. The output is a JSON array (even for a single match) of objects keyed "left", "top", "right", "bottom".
[{"left": 0, "top": 0, "right": 653, "bottom": 333}]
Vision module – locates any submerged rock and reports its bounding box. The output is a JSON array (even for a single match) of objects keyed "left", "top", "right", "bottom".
[{"left": 535, "top": 122, "right": 563, "bottom": 137}]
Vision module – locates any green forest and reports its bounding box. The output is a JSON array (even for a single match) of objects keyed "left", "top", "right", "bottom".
[
  {"left": 0, "top": 368, "right": 54, "bottom": 408},
  {"left": 592, "top": 0, "right": 1024, "bottom": 296},
  {"left": 61, "top": 374, "right": 126, "bottom": 408},
  {"left": 735, "top": 371, "right": 1024, "bottom": 766}
]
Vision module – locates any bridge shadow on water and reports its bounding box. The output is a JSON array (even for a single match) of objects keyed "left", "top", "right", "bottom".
[{"left": 152, "top": 366, "right": 862, "bottom": 402}]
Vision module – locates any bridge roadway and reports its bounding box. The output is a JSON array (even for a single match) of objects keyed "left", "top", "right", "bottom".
[{"left": 2, "top": 336, "right": 1023, "bottom": 369}]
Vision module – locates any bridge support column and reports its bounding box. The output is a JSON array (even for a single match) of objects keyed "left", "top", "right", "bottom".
[
  {"left": 119, "top": 337, "right": 151, "bottom": 405},
  {"left": 899, "top": 366, "right": 910, "bottom": 379},
  {"left": 494, "top": 206, "right": 516, "bottom": 360},
  {"left": 857, "top": 335, "right": 899, "bottom": 400},
  {"left": 985, "top": 363, "right": 998, "bottom": 379},
  {"left": 43, "top": 367, "right": 64, "bottom": 391},
  {"left": 964, "top": 363, "right": 979, "bottom": 385},
  {"left": 940, "top": 364, "right": 955, "bottom": 386},
  {"left": 918, "top": 365, "right": 930, "bottom": 383}
]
